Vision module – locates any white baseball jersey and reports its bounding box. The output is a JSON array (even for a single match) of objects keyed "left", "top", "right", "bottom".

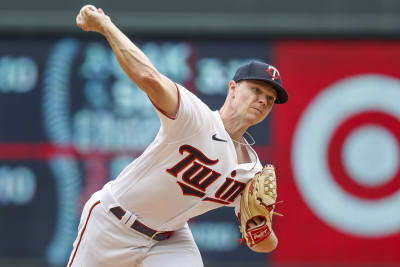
[
  {"left": 68, "top": 83, "right": 264, "bottom": 267},
  {"left": 107, "top": 83, "right": 263, "bottom": 231}
]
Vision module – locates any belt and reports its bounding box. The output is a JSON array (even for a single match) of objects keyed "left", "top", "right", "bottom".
[{"left": 109, "top": 206, "right": 173, "bottom": 241}]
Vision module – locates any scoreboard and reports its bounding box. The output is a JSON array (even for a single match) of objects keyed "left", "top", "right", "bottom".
[{"left": 0, "top": 36, "right": 272, "bottom": 266}]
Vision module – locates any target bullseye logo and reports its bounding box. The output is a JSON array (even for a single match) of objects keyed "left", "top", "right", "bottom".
[
  {"left": 292, "top": 74, "right": 400, "bottom": 237},
  {"left": 328, "top": 111, "right": 400, "bottom": 199}
]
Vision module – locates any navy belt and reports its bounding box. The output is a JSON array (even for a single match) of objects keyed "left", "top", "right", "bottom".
[{"left": 109, "top": 206, "right": 173, "bottom": 241}]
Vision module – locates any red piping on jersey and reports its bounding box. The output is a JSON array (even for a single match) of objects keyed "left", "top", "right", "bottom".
[
  {"left": 150, "top": 82, "right": 181, "bottom": 120},
  {"left": 68, "top": 200, "right": 101, "bottom": 267}
]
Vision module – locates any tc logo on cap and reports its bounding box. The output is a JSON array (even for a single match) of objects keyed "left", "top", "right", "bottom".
[{"left": 267, "top": 66, "right": 280, "bottom": 81}]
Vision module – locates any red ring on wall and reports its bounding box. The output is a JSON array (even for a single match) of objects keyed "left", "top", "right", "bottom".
[{"left": 327, "top": 111, "right": 400, "bottom": 200}]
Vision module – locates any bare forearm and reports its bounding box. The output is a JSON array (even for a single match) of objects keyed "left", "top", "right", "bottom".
[
  {"left": 100, "top": 19, "right": 159, "bottom": 89},
  {"left": 76, "top": 5, "right": 178, "bottom": 116}
]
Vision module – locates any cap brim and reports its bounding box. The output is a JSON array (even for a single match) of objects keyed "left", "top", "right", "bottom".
[
  {"left": 235, "top": 78, "right": 289, "bottom": 104},
  {"left": 268, "top": 82, "right": 288, "bottom": 104}
]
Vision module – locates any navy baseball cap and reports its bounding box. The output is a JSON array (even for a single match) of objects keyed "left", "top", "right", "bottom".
[{"left": 233, "top": 61, "right": 288, "bottom": 104}]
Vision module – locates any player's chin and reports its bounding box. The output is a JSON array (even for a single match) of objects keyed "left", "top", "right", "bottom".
[{"left": 247, "top": 113, "right": 267, "bottom": 126}]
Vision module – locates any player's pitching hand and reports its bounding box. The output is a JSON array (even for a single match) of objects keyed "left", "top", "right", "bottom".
[{"left": 76, "top": 5, "right": 110, "bottom": 33}]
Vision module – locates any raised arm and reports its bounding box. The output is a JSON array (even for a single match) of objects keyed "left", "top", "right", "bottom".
[{"left": 76, "top": 5, "right": 179, "bottom": 117}]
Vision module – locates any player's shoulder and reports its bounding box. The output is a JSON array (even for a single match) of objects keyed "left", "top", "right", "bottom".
[
  {"left": 175, "top": 83, "right": 213, "bottom": 113},
  {"left": 175, "top": 83, "right": 198, "bottom": 99}
]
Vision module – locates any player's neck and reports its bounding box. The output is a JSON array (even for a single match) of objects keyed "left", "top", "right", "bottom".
[{"left": 218, "top": 109, "right": 248, "bottom": 142}]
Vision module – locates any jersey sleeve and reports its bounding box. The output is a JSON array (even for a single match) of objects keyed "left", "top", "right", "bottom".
[
  {"left": 233, "top": 198, "right": 241, "bottom": 218},
  {"left": 229, "top": 160, "right": 264, "bottom": 218},
  {"left": 154, "top": 83, "right": 213, "bottom": 142}
]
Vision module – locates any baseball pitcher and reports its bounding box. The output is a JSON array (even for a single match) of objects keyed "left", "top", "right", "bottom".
[{"left": 69, "top": 5, "right": 289, "bottom": 267}]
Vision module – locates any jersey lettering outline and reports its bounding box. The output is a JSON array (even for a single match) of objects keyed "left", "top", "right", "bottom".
[{"left": 166, "top": 144, "right": 246, "bottom": 205}]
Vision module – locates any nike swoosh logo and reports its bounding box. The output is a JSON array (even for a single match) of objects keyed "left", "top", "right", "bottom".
[{"left": 212, "top": 134, "right": 227, "bottom": 142}]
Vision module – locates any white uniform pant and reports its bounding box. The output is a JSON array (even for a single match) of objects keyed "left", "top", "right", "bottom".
[{"left": 67, "top": 191, "right": 204, "bottom": 267}]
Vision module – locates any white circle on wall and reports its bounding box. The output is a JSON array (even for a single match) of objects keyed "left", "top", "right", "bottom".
[{"left": 342, "top": 125, "right": 399, "bottom": 187}]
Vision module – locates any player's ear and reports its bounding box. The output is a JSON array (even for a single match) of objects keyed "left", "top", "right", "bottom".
[{"left": 228, "top": 80, "right": 237, "bottom": 99}]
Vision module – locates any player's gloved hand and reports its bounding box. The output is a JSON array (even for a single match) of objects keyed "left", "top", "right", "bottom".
[
  {"left": 239, "top": 164, "right": 282, "bottom": 248},
  {"left": 76, "top": 5, "right": 111, "bottom": 34}
]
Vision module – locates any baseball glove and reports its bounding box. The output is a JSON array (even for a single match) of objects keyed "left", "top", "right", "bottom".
[{"left": 239, "top": 164, "right": 281, "bottom": 247}]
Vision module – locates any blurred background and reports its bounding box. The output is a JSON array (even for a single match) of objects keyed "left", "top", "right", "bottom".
[{"left": 0, "top": 0, "right": 399, "bottom": 266}]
